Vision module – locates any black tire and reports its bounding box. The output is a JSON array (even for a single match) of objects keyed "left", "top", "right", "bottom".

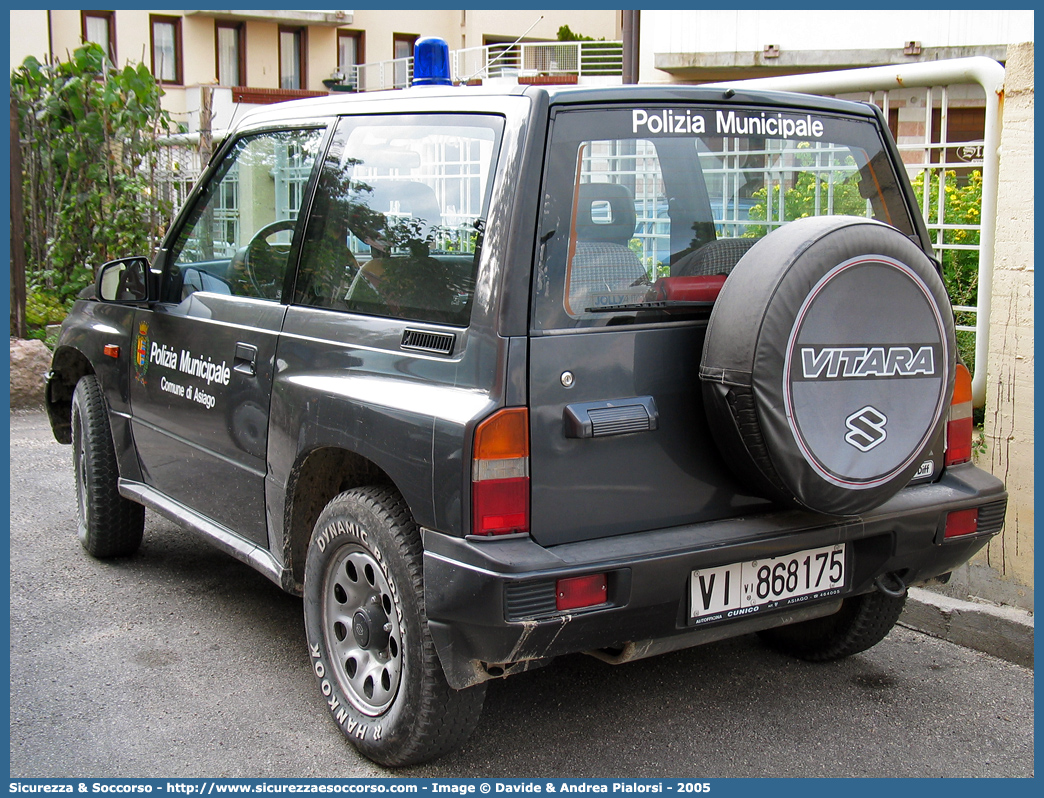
[
  {"left": 302, "top": 487, "right": 486, "bottom": 766},
  {"left": 700, "top": 216, "right": 956, "bottom": 516},
  {"left": 71, "top": 375, "right": 145, "bottom": 558},
  {"left": 758, "top": 590, "right": 907, "bottom": 662}
]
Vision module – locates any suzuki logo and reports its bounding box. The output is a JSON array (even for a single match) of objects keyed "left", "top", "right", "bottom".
[{"left": 845, "top": 406, "right": 888, "bottom": 452}]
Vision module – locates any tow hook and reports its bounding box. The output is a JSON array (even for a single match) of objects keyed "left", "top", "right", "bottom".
[{"left": 874, "top": 572, "right": 908, "bottom": 598}]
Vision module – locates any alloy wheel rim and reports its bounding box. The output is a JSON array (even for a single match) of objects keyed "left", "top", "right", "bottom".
[
  {"left": 323, "top": 544, "right": 403, "bottom": 716},
  {"left": 73, "top": 416, "right": 87, "bottom": 527}
]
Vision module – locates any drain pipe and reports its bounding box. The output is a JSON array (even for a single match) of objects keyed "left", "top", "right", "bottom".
[
  {"left": 712, "top": 57, "right": 1005, "bottom": 408},
  {"left": 622, "top": 10, "right": 640, "bottom": 85}
]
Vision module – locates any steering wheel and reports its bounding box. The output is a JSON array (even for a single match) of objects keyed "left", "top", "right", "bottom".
[
  {"left": 230, "top": 219, "right": 298, "bottom": 298},
  {"left": 343, "top": 259, "right": 390, "bottom": 311}
]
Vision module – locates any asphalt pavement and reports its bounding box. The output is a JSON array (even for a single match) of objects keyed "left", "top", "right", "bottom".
[{"left": 8, "top": 410, "right": 1034, "bottom": 778}]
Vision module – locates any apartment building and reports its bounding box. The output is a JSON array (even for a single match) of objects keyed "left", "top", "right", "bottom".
[{"left": 9, "top": 9, "right": 620, "bottom": 131}]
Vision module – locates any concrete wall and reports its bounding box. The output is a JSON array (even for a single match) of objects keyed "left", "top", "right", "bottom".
[
  {"left": 9, "top": 10, "right": 49, "bottom": 67},
  {"left": 462, "top": 10, "right": 619, "bottom": 51},
  {"left": 346, "top": 10, "right": 457, "bottom": 62},
  {"left": 643, "top": 9, "right": 1033, "bottom": 56},
  {"left": 637, "top": 9, "right": 1035, "bottom": 84},
  {"left": 968, "top": 41, "right": 1034, "bottom": 611}
]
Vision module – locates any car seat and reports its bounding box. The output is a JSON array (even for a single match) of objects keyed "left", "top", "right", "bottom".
[{"left": 567, "top": 182, "right": 647, "bottom": 314}]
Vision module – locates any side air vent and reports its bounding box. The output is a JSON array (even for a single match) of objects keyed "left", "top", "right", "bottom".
[{"left": 401, "top": 328, "right": 456, "bottom": 356}]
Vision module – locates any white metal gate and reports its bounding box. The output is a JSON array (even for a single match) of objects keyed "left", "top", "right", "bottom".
[{"left": 719, "top": 57, "right": 1004, "bottom": 408}]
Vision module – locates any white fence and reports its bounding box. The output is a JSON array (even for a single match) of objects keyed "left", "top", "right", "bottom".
[{"left": 353, "top": 57, "right": 413, "bottom": 91}]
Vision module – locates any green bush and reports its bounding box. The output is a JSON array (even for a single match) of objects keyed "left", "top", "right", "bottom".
[
  {"left": 557, "top": 25, "right": 594, "bottom": 41},
  {"left": 23, "top": 287, "right": 68, "bottom": 345},
  {"left": 911, "top": 170, "right": 982, "bottom": 370},
  {"left": 11, "top": 43, "right": 172, "bottom": 309},
  {"left": 25, "top": 288, "right": 67, "bottom": 328},
  {"left": 744, "top": 169, "right": 868, "bottom": 239}
]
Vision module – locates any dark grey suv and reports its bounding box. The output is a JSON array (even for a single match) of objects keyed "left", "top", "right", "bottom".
[{"left": 46, "top": 70, "right": 1006, "bottom": 766}]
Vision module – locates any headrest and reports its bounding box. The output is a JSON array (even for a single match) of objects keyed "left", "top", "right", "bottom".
[
  {"left": 574, "top": 182, "right": 637, "bottom": 245},
  {"left": 674, "top": 237, "right": 760, "bottom": 277},
  {"left": 356, "top": 180, "right": 442, "bottom": 227}
]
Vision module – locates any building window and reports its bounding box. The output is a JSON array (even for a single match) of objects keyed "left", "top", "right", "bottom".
[
  {"left": 337, "top": 30, "right": 363, "bottom": 79},
  {"left": 280, "top": 27, "right": 306, "bottom": 90},
  {"left": 216, "top": 22, "right": 245, "bottom": 86},
  {"left": 81, "top": 10, "right": 116, "bottom": 64},
  {"left": 150, "top": 15, "right": 182, "bottom": 85},
  {"left": 393, "top": 33, "right": 417, "bottom": 60},
  {"left": 392, "top": 34, "right": 417, "bottom": 88}
]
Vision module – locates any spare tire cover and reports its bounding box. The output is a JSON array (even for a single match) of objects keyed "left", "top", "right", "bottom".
[{"left": 700, "top": 216, "right": 955, "bottom": 516}]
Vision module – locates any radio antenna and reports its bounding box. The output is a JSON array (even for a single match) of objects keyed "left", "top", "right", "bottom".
[{"left": 460, "top": 15, "right": 544, "bottom": 85}]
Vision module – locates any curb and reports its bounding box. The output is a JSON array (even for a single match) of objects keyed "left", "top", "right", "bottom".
[{"left": 899, "top": 586, "right": 1034, "bottom": 668}]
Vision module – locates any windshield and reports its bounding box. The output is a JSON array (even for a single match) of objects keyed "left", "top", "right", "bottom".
[{"left": 533, "top": 104, "right": 915, "bottom": 330}]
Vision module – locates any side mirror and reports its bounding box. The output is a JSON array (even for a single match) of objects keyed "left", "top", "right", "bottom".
[{"left": 96, "top": 256, "right": 152, "bottom": 303}]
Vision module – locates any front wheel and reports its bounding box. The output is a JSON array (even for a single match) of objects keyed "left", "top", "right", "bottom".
[
  {"left": 71, "top": 375, "right": 144, "bottom": 558},
  {"left": 302, "top": 487, "right": 485, "bottom": 766},
  {"left": 757, "top": 590, "right": 907, "bottom": 661}
]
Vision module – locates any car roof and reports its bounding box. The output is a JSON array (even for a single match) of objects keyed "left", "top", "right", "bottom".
[
  {"left": 229, "top": 81, "right": 877, "bottom": 134},
  {"left": 540, "top": 83, "right": 876, "bottom": 117}
]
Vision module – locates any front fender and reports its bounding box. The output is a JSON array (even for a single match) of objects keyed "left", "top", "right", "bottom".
[{"left": 46, "top": 301, "right": 142, "bottom": 482}]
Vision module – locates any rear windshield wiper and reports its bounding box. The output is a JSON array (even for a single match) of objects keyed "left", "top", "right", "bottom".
[{"left": 584, "top": 299, "right": 715, "bottom": 313}]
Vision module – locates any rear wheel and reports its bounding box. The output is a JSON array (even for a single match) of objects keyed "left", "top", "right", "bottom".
[
  {"left": 302, "top": 487, "right": 485, "bottom": 766},
  {"left": 71, "top": 375, "right": 145, "bottom": 558},
  {"left": 758, "top": 590, "right": 907, "bottom": 661}
]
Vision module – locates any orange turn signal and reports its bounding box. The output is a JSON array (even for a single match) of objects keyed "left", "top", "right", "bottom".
[{"left": 473, "top": 407, "right": 529, "bottom": 460}]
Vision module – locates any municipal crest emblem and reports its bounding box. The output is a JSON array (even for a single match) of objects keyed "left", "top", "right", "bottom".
[{"left": 134, "top": 321, "right": 149, "bottom": 385}]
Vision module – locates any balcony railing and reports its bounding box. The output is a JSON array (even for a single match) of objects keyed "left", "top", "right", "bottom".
[
  {"left": 345, "top": 40, "right": 623, "bottom": 92},
  {"left": 353, "top": 57, "right": 414, "bottom": 91}
]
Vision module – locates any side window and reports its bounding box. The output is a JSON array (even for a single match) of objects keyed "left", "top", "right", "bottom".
[
  {"left": 294, "top": 114, "right": 503, "bottom": 327},
  {"left": 165, "top": 128, "right": 324, "bottom": 302}
]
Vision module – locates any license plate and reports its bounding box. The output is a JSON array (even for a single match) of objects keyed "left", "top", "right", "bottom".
[{"left": 689, "top": 543, "right": 847, "bottom": 626}]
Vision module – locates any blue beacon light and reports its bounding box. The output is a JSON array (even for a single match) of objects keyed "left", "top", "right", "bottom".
[{"left": 412, "top": 37, "right": 453, "bottom": 86}]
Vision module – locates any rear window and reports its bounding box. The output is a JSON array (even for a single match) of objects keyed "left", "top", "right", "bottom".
[{"left": 532, "top": 104, "right": 915, "bottom": 330}]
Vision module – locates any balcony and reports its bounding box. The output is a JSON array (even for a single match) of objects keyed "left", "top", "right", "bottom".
[
  {"left": 342, "top": 40, "right": 624, "bottom": 92},
  {"left": 186, "top": 10, "right": 354, "bottom": 27}
]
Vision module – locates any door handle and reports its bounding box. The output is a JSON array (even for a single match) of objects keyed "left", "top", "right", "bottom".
[
  {"left": 233, "top": 342, "right": 258, "bottom": 376},
  {"left": 564, "top": 396, "right": 659, "bottom": 439}
]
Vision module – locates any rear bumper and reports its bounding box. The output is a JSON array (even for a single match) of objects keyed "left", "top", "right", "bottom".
[{"left": 423, "top": 463, "right": 1006, "bottom": 688}]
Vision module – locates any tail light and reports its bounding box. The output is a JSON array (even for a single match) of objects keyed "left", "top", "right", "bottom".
[
  {"left": 944, "top": 508, "right": 979, "bottom": 539},
  {"left": 471, "top": 407, "right": 529, "bottom": 536},
  {"left": 556, "top": 573, "right": 608, "bottom": 611},
  {"left": 945, "top": 363, "right": 974, "bottom": 466}
]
